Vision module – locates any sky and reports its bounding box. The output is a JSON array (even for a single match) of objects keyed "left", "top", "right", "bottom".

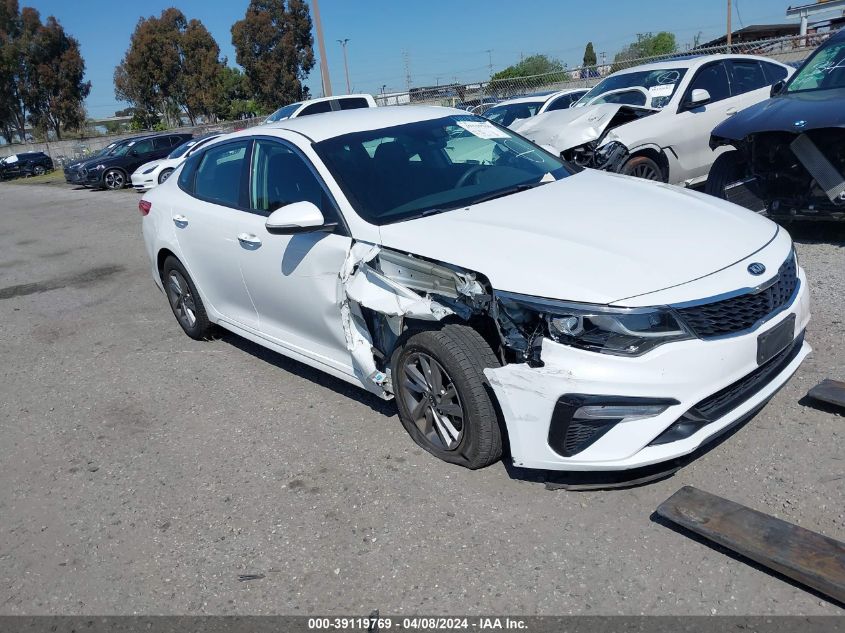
[{"left": 20, "top": 0, "right": 831, "bottom": 119}]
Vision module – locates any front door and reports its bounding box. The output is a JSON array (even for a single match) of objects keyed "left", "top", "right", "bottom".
[{"left": 236, "top": 138, "right": 353, "bottom": 371}]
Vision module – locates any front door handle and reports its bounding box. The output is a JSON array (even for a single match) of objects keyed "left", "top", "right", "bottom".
[
  {"left": 237, "top": 233, "right": 262, "bottom": 247},
  {"left": 173, "top": 214, "right": 188, "bottom": 226},
  {"left": 726, "top": 107, "right": 738, "bottom": 116}
]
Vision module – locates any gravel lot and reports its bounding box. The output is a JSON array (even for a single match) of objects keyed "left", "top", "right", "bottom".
[{"left": 0, "top": 182, "right": 842, "bottom": 615}]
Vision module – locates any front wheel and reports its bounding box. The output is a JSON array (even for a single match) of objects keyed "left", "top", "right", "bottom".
[
  {"left": 621, "top": 155, "right": 664, "bottom": 181},
  {"left": 391, "top": 324, "right": 503, "bottom": 469},
  {"left": 103, "top": 168, "right": 126, "bottom": 190},
  {"left": 158, "top": 168, "right": 174, "bottom": 185},
  {"left": 705, "top": 151, "right": 745, "bottom": 200}
]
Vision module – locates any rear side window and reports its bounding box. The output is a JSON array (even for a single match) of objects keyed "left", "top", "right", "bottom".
[
  {"left": 299, "top": 100, "right": 332, "bottom": 116},
  {"left": 688, "top": 62, "right": 731, "bottom": 103},
  {"left": 338, "top": 97, "right": 369, "bottom": 110},
  {"left": 730, "top": 60, "right": 768, "bottom": 95},
  {"left": 193, "top": 140, "right": 251, "bottom": 208},
  {"left": 131, "top": 139, "right": 155, "bottom": 154},
  {"left": 153, "top": 137, "right": 171, "bottom": 150},
  {"left": 762, "top": 61, "right": 789, "bottom": 83}
]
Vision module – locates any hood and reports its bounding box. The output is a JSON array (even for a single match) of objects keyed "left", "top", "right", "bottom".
[
  {"left": 511, "top": 104, "right": 657, "bottom": 152},
  {"left": 377, "top": 170, "right": 777, "bottom": 305},
  {"left": 713, "top": 88, "right": 845, "bottom": 141},
  {"left": 135, "top": 160, "right": 160, "bottom": 174}
]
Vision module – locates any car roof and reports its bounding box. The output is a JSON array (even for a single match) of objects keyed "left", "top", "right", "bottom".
[
  {"left": 613, "top": 53, "right": 787, "bottom": 75},
  {"left": 252, "top": 106, "right": 466, "bottom": 142}
]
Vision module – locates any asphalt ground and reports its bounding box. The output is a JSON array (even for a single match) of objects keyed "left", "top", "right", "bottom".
[{"left": 0, "top": 182, "right": 843, "bottom": 615}]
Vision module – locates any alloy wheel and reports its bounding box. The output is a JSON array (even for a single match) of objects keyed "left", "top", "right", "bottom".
[
  {"left": 166, "top": 271, "right": 197, "bottom": 329},
  {"left": 630, "top": 163, "right": 659, "bottom": 180},
  {"left": 104, "top": 170, "right": 124, "bottom": 189},
  {"left": 400, "top": 352, "right": 465, "bottom": 451}
]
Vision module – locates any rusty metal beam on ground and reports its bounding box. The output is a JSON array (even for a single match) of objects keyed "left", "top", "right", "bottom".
[
  {"left": 808, "top": 379, "right": 845, "bottom": 410},
  {"left": 657, "top": 486, "right": 845, "bottom": 604}
]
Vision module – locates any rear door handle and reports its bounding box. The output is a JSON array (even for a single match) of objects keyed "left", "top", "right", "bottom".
[
  {"left": 237, "top": 233, "right": 262, "bottom": 247},
  {"left": 173, "top": 214, "right": 188, "bottom": 226}
]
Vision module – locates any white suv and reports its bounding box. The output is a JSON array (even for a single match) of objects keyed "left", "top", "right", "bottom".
[
  {"left": 512, "top": 54, "right": 793, "bottom": 186},
  {"left": 263, "top": 94, "right": 377, "bottom": 124},
  {"left": 140, "top": 107, "right": 809, "bottom": 472}
]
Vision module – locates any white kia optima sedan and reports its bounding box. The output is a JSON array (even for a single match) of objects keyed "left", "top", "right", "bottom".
[{"left": 139, "top": 106, "right": 810, "bottom": 472}]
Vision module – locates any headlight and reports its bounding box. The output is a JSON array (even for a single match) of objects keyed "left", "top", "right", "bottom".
[
  {"left": 142, "top": 165, "right": 158, "bottom": 174},
  {"left": 593, "top": 141, "right": 628, "bottom": 169},
  {"left": 497, "top": 292, "right": 692, "bottom": 357}
]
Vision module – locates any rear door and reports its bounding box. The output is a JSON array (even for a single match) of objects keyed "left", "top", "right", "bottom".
[
  {"left": 728, "top": 58, "right": 775, "bottom": 110},
  {"left": 170, "top": 138, "right": 259, "bottom": 328}
]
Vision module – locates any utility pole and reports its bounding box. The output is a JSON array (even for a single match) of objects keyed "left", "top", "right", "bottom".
[
  {"left": 337, "top": 38, "right": 351, "bottom": 93},
  {"left": 485, "top": 49, "right": 493, "bottom": 77},
  {"left": 312, "top": 0, "right": 332, "bottom": 96},
  {"left": 403, "top": 50, "right": 411, "bottom": 90},
  {"left": 726, "top": 0, "right": 732, "bottom": 52}
]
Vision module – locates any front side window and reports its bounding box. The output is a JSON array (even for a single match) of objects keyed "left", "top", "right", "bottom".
[
  {"left": 484, "top": 102, "right": 541, "bottom": 126},
  {"left": 688, "top": 62, "right": 731, "bottom": 103},
  {"left": 299, "top": 101, "right": 333, "bottom": 116},
  {"left": 314, "top": 115, "right": 570, "bottom": 226},
  {"left": 193, "top": 140, "right": 250, "bottom": 208},
  {"left": 249, "top": 140, "right": 328, "bottom": 216},
  {"left": 730, "top": 60, "right": 768, "bottom": 95},
  {"left": 574, "top": 68, "right": 688, "bottom": 109},
  {"left": 787, "top": 38, "right": 845, "bottom": 93},
  {"left": 544, "top": 93, "right": 581, "bottom": 112}
]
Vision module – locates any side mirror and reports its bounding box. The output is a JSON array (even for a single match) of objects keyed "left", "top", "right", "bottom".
[
  {"left": 685, "top": 88, "right": 711, "bottom": 109},
  {"left": 265, "top": 201, "right": 333, "bottom": 234},
  {"left": 770, "top": 79, "right": 786, "bottom": 97}
]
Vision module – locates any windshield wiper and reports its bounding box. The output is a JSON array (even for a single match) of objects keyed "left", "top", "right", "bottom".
[{"left": 469, "top": 180, "right": 549, "bottom": 206}]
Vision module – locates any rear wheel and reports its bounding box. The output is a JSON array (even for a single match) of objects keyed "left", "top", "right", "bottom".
[
  {"left": 32, "top": 165, "right": 46, "bottom": 176},
  {"left": 103, "top": 168, "right": 126, "bottom": 190},
  {"left": 391, "top": 324, "right": 503, "bottom": 469},
  {"left": 621, "top": 155, "right": 663, "bottom": 181},
  {"left": 158, "top": 168, "right": 174, "bottom": 184},
  {"left": 162, "top": 256, "right": 213, "bottom": 340},
  {"left": 705, "top": 151, "right": 745, "bottom": 200}
]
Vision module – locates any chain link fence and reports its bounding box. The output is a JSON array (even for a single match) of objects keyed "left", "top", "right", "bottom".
[
  {"left": 1, "top": 31, "right": 835, "bottom": 165},
  {"left": 377, "top": 32, "right": 832, "bottom": 110}
]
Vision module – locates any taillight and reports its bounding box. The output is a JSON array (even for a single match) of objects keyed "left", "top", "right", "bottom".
[{"left": 138, "top": 200, "right": 152, "bottom": 216}]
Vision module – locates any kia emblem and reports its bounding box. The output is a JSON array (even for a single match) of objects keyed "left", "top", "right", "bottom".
[{"left": 747, "top": 262, "right": 766, "bottom": 276}]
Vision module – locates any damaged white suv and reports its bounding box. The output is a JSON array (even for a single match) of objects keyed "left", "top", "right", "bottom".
[
  {"left": 140, "top": 106, "right": 810, "bottom": 472},
  {"left": 512, "top": 55, "right": 792, "bottom": 186}
]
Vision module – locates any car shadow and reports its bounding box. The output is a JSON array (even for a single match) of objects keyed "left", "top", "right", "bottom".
[
  {"left": 216, "top": 329, "right": 396, "bottom": 417},
  {"left": 788, "top": 220, "right": 845, "bottom": 247}
]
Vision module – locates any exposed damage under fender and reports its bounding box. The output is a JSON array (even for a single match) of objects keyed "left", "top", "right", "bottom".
[{"left": 338, "top": 243, "right": 550, "bottom": 399}]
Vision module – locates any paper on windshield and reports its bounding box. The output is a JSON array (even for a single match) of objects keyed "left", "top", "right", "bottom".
[
  {"left": 457, "top": 121, "right": 510, "bottom": 139},
  {"left": 648, "top": 84, "right": 674, "bottom": 98}
]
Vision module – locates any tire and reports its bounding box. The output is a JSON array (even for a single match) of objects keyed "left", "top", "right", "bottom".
[
  {"left": 391, "top": 323, "right": 503, "bottom": 469},
  {"left": 33, "top": 165, "right": 46, "bottom": 176},
  {"left": 621, "top": 155, "right": 664, "bottom": 181},
  {"left": 162, "top": 256, "right": 213, "bottom": 340},
  {"left": 705, "top": 151, "right": 745, "bottom": 200},
  {"left": 158, "top": 168, "right": 174, "bottom": 185},
  {"left": 103, "top": 168, "right": 126, "bottom": 190}
]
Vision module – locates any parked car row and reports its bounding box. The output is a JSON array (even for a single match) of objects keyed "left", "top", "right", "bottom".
[{"left": 0, "top": 151, "right": 53, "bottom": 180}]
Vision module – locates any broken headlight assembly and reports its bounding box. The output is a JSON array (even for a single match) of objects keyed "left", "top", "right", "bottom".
[{"left": 497, "top": 292, "right": 692, "bottom": 357}]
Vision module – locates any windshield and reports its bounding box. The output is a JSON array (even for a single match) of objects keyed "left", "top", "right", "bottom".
[
  {"left": 314, "top": 115, "right": 571, "bottom": 226},
  {"left": 484, "top": 102, "right": 541, "bottom": 126},
  {"left": 573, "top": 67, "right": 687, "bottom": 109},
  {"left": 787, "top": 37, "right": 845, "bottom": 93},
  {"left": 266, "top": 103, "right": 301, "bottom": 122}
]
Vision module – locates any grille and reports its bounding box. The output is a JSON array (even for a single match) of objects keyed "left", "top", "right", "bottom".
[
  {"left": 692, "top": 331, "right": 804, "bottom": 423},
  {"left": 676, "top": 253, "right": 798, "bottom": 338}
]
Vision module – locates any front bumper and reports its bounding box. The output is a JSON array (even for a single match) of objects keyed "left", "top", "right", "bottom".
[
  {"left": 131, "top": 172, "right": 155, "bottom": 192},
  {"left": 485, "top": 269, "right": 811, "bottom": 471},
  {"left": 85, "top": 169, "right": 105, "bottom": 186}
]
